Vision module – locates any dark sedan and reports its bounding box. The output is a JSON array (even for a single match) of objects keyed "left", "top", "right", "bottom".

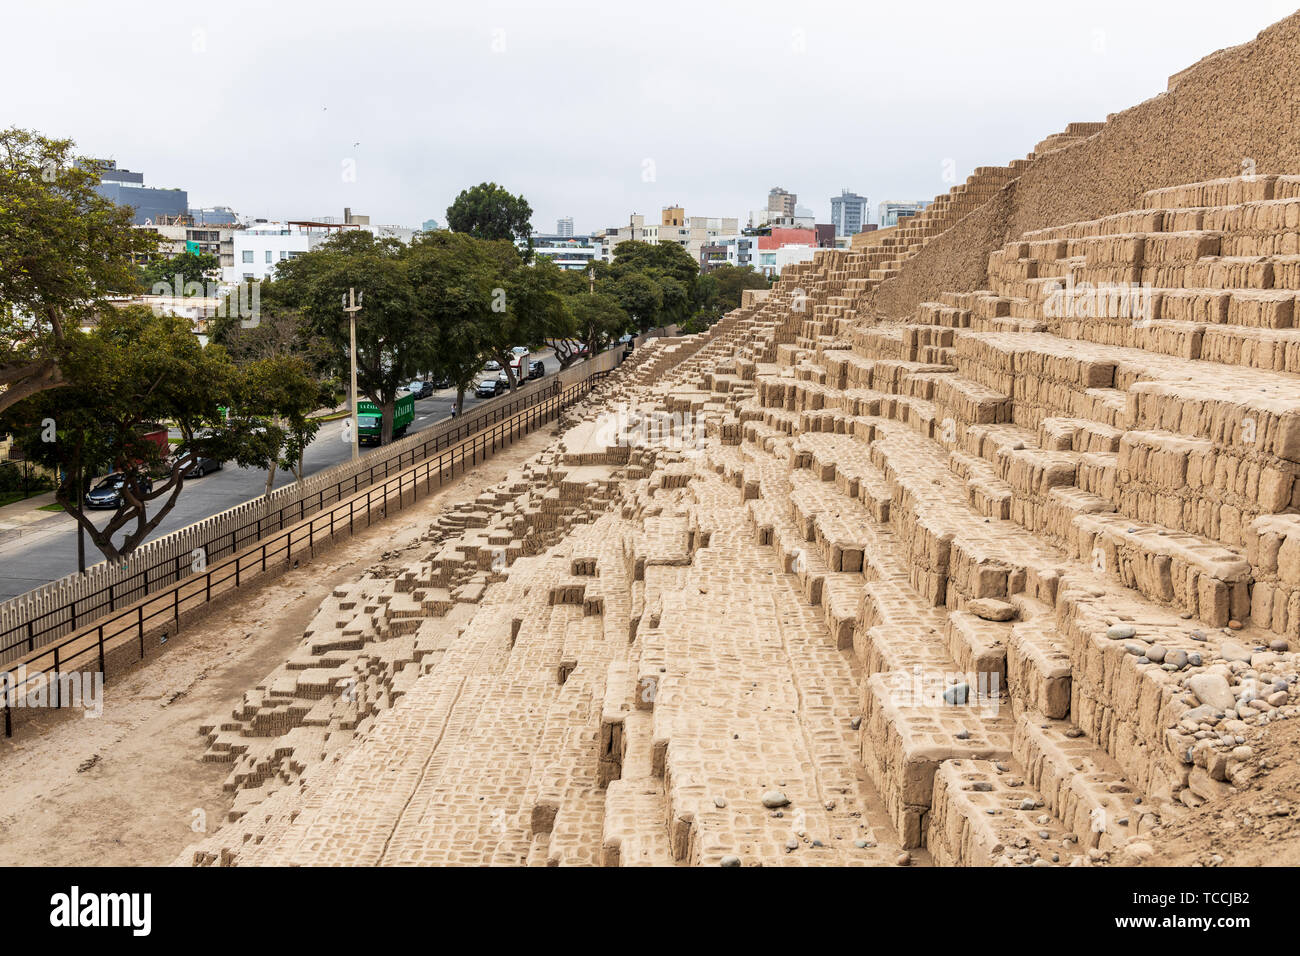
[
  {"left": 527, "top": 360, "right": 546, "bottom": 380},
  {"left": 407, "top": 379, "right": 435, "bottom": 399},
  {"left": 476, "top": 378, "right": 505, "bottom": 398},
  {"left": 85, "top": 473, "right": 153, "bottom": 509}
]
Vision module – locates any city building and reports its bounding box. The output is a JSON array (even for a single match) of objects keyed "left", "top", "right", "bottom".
[
  {"left": 136, "top": 222, "right": 243, "bottom": 270},
  {"left": 556, "top": 217, "right": 574, "bottom": 237},
  {"left": 701, "top": 226, "right": 819, "bottom": 277},
  {"left": 530, "top": 233, "right": 602, "bottom": 271},
  {"left": 87, "top": 159, "right": 188, "bottom": 225},
  {"left": 224, "top": 220, "right": 362, "bottom": 283},
  {"left": 599, "top": 209, "right": 738, "bottom": 265},
  {"left": 309, "top": 208, "right": 417, "bottom": 244},
  {"left": 767, "top": 187, "right": 796, "bottom": 219},
  {"left": 830, "top": 189, "right": 870, "bottom": 236},
  {"left": 421, "top": 218, "right": 441, "bottom": 232},
  {"left": 878, "top": 200, "right": 933, "bottom": 227},
  {"left": 189, "top": 206, "right": 239, "bottom": 226}
]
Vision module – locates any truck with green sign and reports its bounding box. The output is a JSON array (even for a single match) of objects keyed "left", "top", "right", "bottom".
[{"left": 357, "top": 392, "right": 414, "bottom": 446}]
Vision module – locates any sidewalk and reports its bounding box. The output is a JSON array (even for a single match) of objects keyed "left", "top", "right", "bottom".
[{"left": 0, "top": 491, "right": 64, "bottom": 531}]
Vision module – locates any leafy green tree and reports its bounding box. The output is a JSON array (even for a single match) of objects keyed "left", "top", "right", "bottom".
[
  {"left": 0, "top": 128, "right": 158, "bottom": 414},
  {"left": 609, "top": 272, "right": 663, "bottom": 332},
  {"left": 407, "top": 231, "right": 501, "bottom": 415},
  {"left": 209, "top": 284, "right": 337, "bottom": 382},
  {"left": 276, "top": 230, "right": 430, "bottom": 444},
  {"left": 0, "top": 307, "right": 242, "bottom": 561},
  {"left": 656, "top": 276, "right": 691, "bottom": 327},
  {"left": 445, "top": 182, "right": 534, "bottom": 252},
  {"left": 704, "top": 263, "right": 767, "bottom": 313},
  {"left": 565, "top": 292, "right": 629, "bottom": 363},
  {"left": 231, "top": 354, "right": 337, "bottom": 497},
  {"left": 606, "top": 239, "right": 699, "bottom": 287},
  {"left": 137, "top": 252, "right": 220, "bottom": 295},
  {"left": 495, "top": 255, "right": 568, "bottom": 388}
]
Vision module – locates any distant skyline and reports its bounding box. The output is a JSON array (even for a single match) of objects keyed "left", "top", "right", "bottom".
[{"left": 6, "top": 0, "right": 1295, "bottom": 234}]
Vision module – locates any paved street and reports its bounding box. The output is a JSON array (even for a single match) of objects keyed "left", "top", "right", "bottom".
[{"left": 0, "top": 353, "right": 562, "bottom": 601}]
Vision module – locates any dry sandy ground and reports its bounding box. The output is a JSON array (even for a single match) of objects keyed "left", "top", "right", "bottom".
[
  {"left": 0, "top": 427, "right": 558, "bottom": 867},
  {"left": 1146, "top": 717, "right": 1300, "bottom": 867}
]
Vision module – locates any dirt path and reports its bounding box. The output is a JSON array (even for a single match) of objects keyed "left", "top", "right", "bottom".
[{"left": 0, "top": 428, "right": 558, "bottom": 866}]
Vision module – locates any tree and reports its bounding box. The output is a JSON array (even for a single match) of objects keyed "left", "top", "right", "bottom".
[
  {"left": 230, "top": 354, "right": 337, "bottom": 498},
  {"left": 137, "top": 251, "right": 220, "bottom": 295},
  {"left": 408, "top": 231, "right": 501, "bottom": 415},
  {"left": 0, "top": 128, "right": 158, "bottom": 414},
  {"left": 655, "top": 275, "right": 691, "bottom": 328},
  {"left": 705, "top": 263, "right": 767, "bottom": 313},
  {"left": 276, "top": 230, "right": 430, "bottom": 444},
  {"left": 598, "top": 239, "right": 705, "bottom": 332},
  {"left": 606, "top": 239, "right": 699, "bottom": 287},
  {"left": 445, "top": 182, "right": 533, "bottom": 252},
  {"left": 565, "top": 293, "right": 629, "bottom": 362},
  {"left": 609, "top": 272, "right": 662, "bottom": 332},
  {"left": 494, "top": 254, "right": 568, "bottom": 389},
  {"left": 0, "top": 307, "right": 243, "bottom": 562},
  {"left": 209, "top": 284, "right": 337, "bottom": 380}
]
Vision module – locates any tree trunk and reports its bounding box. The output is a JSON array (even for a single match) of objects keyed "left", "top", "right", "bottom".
[
  {"left": 455, "top": 386, "right": 466, "bottom": 417},
  {"left": 76, "top": 464, "right": 86, "bottom": 573},
  {"left": 501, "top": 358, "right": 519, "bottom": 391},
  {"left": 381, "top": 400, "right": 395, "bottom": 444}
]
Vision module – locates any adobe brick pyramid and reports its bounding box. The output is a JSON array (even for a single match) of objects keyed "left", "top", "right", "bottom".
[{"left": 179, "top": 15, "right": 1300, "bottom": 866}]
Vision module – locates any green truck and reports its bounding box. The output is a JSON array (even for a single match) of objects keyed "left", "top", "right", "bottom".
[{"left": 357, "top": 393, "right": 415, "bottom": 446}]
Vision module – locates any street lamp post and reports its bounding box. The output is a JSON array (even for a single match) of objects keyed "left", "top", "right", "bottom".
[{"left": 343, "top": 288, "right": 363, "bottom": 461}]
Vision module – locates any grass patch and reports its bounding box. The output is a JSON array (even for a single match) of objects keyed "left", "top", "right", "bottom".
[{"left": 0, "top": 489, "right": 52, "bottom": 508}]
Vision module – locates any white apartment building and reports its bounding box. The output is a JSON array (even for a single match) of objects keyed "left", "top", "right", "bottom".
[
  {"left": 224, "top": 221, "right": 362, "bottom": 283},
  {"left": 530, "top": 233, "right": 603, "bottom": 270}
]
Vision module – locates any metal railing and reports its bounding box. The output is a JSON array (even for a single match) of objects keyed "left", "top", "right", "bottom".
[
  {"left": 0, "top": 368, "right": 615, "bottom": 735},
  {"left": 0, "top": 359, "right": 619, "bottom": 665}
]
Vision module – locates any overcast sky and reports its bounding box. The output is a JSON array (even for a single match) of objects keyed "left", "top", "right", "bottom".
[{"left": 5, "top": 1, "right": 1295, "bottom": 233}]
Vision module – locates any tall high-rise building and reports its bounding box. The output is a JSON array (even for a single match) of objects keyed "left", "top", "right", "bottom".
[
  {"left": 830, "top": 189, "right": 869, "bottom": 236},
  {"left": 767, "top": 187, "right": 796, "bottom": 218},
  {"left": 556, "top": 216, "right": 574, "bottom": 237},
  {"left": 422, "top": 218, "right": 441, "bottom": 232}
]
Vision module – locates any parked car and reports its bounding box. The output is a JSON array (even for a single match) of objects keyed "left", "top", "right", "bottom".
[
  {"left": 178, "top": 450, "right": 223, "bottom": 478},
  {"left": 85, "top": 472, "right": 153, "bottom": 509},
  {"left": 484, "top": 359, "right": 502, "bottom": 372},
  {"left": 407, "top": 379, "right": 435, "bottom": 399},
  {"left": 431, "top": 376, "right": 452, "bottom": 390},
  {"left": 527, "top": 360, "right": 546, "bottom": 380},
  {"left": 476, "top": 378, "right": 505, "bottom": 398}
]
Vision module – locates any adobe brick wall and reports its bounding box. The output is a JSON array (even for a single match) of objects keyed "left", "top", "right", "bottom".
[{"left": 874, "top": 11, "right": 1300, "bottom": 319}]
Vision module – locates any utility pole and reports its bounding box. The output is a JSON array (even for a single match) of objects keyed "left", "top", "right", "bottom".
[{"left": 343, "top": 288, "right": 363, "bottom": 461}]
